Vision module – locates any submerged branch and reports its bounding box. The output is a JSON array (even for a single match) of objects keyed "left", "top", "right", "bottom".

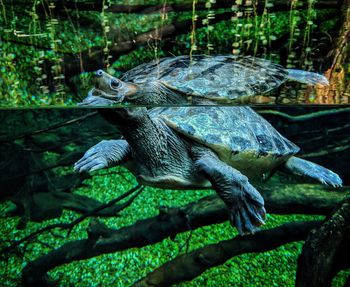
[
  {"left": 21, "top": 184, "right": 347, "bottom": 286},
  {"left": 2, "top": 151, "right": 82, "bottom": 181},
  {"left": 296, "top": 196, "right": 350, "bottom": 287},
  {"left": 258, "top": 108, "right": 350, "bottom": 122},
  {"left": 0, "top": 112, "right": 98, "bottom": 144},
  {"left": 132, "top": 221, "right": 321, "bottom": 287},
  {"left": 0, "top": 185, "right": 143, "bottom": 257}
]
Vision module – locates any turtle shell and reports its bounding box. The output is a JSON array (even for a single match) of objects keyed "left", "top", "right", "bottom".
[
  {"left": 153, "top": 106, "right": 300, "bottom": 178},
  {"left": 121, "top": 55, "right": 288, "bottom": 101}
]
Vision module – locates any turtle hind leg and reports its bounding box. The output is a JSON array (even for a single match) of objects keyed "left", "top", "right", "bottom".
[
  {"left": 194, "top": 152, "right": 266, "bottom": 235},
  {"left": 283, "top": 156, "right": 342, "bottom": 187}
]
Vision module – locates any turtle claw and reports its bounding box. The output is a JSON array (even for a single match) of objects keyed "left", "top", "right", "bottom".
[
  {"left": 194, "top": 152, "right": 266, "bottom": 235},
  {"left": 305, "top": 165, "right": 342, "bottom": 188},
  {"left": 231, "top": 211, "right": 244, "bottom": 235},
  {"left": 317, "top": 170, "right": 342, "bottom": 188},
  {"left": 75, "top": 140, "right": 129, "bottom": 174},
  {"left": 74, "top": 140, "right": 114, "bottom": 173},
  {"left": 229, "top": 200, "right": 266, "bottom": 235},
  {"left": 90, "top": 163, "right": 107, "bottom": 172},
  {"left": 74, "top": 156, "right": 108, "bottom": 173},
  {"left": 284, "top": 157, "right": 343, "bottom": 189},
  {"left": 244, "top": 200, "right": 266, "bottom": 224}
]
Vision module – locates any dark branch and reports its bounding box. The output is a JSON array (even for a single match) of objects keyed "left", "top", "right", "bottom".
[
  {"left": 66, "top": 184, "right": 144, "bottom": 234},
  {"left": 61, "top": 1, "right": 340, "bottom": 78},
  {"left": 132, "top": 221, "right": 321, "bottom": 287},
  {"left": 1, "top": 185, "right": 143, "bottom": 257},
  {"left": 21, "top": 184, "right": 346, "bottom": 286},
  {"left": 258, "top": 108, "right": 350, "bottom": 122},
  {"left": 0, "top": 112, "right": 98, "bottom": 144},
  {"left": 2, "top": 151, "right": 82, "bottom": 181},
  {"left": 296, "top": 196, "right": 350, "bottom": 287}
]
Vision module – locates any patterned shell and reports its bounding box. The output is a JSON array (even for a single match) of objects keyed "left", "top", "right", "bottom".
[
  {"left": 121, "top": 55, "right": 288, "bottom": 100},
  {"left": 154, "top": 106, "right": 300, "bottom": 162}
]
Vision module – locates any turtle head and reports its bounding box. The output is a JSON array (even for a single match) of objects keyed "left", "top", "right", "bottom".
[
  {"left": 79, "top": 70, "right": 187, "bottom": 107},
  {"left": 78, "top": 70, "right": 139, "bottom": 106}
]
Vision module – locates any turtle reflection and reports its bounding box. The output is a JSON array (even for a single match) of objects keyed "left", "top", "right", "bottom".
[{"left": 79, "top": 55, "right": 329, "bottom": 106}]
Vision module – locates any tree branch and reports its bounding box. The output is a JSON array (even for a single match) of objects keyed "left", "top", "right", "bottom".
[
  {"left": 312, "top": 0, "right": 350, "bottom": 104},
  {"left": 132, "top": 221, "right": 321, "bottom": 287},
  {"left": 1, "top": 185, "right": 143, "bottom": 257},
  {"left": 0, "top": 111, "right": 98, "bottom": 144},
  {"left": 60, "top": 1, "right": 340, "bottom": 78},
  {"left": 2, "top": 151, "right": 82, "bottom": 181},
  {"left": 21, "top": 184, "right": 347, "bottom": 286},
  {"left": 258, "top": 108, "right": 350, "bottom": 122},
  {"left": 296, "top": 196, "right": 350, "bottom": 287}
]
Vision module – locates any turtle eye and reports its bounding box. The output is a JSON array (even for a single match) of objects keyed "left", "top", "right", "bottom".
[{"left": 110, "top": 79, "right": 121, "bottom": 90}]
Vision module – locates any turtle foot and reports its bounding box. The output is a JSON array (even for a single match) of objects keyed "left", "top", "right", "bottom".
[
  {"left": 284, "top": 157, "right": 342, "bottom": 188},
  {"left": 194, "top": 154, "right": 266, "bottom": 235},
  {"left": 229, "top": 197, "right": 266, "bottom": 236},
  {"left": 74, "top": 140, "right": 115, "bottom": 173},
  {"left": 312, "top": 168, "right": 342, "bottom": 188}
]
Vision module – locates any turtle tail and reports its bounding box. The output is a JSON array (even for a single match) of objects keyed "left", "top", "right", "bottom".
[{"left": 286, "top": 69, "right": 329, "bottom": 86}]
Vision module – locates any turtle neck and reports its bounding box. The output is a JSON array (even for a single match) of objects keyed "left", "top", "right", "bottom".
[{"left": 99, "top": 108, "right": 169, "bottom": 175}]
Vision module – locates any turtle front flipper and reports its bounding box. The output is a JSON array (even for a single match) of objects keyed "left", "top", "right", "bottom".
[
  {"left": 282, "top": 156, "right": 342, "bottom": 187},
  {"left": 195, "top": 153, "right": 266, "bottom": 235},
  {"left": 74, "top": 140, "right": 130, "bottom": 173},
  {"left": 77, "top": 94, "right": 117, "bottom": 107}
]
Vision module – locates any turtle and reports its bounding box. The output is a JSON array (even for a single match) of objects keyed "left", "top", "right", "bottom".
[
  {"left": 74, "top": 106, "right": 342, "bottom": 234},
  {"left": 79, "top": 55, "right": 329, "bottom": 106}
]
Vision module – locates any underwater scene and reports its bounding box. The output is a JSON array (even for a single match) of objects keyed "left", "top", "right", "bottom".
[
  {"left": 1, "top": 107, "right": 350, "bottom": 287},
  {"left": 1, "top": 0, "right": 350, "bottom": 287}
]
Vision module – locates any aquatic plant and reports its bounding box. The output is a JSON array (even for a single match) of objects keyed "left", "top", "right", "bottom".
[{"left": 0, "top": 0, "right": 348, "bottom": 106}]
